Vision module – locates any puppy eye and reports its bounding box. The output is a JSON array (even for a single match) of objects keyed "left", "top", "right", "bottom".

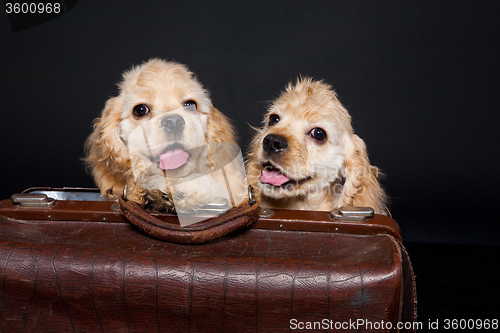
[
  {"left": 309, "top": 128, "right": 327, "bottom": 142},
  {"left": 184, "top": 100, "right": 197, "bottom": 112},
  {"left": 268, "top": 114, "right": 280, "bottom": 126},
  {"left": 133, "top": 104, "right": 150, "bottom": 118}
]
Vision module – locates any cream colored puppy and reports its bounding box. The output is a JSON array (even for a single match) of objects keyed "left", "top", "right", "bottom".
[
  {"left": 85, "top": 59, "right": 245, "bottom": 211},
  {"left": 247, "top": 78, "right": 388, "bottom": 214}
]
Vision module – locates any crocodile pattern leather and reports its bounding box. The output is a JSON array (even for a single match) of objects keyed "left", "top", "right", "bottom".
[{"left": 0, "top": 217, "right": 410, "bottom": 332}]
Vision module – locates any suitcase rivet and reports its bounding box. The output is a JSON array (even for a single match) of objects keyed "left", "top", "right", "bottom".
[
  {"left": 259, "top": 207, "right": 274, "bottom": 218},
  {"left": 280, "top": 224, "right": 283, "bottom": 228}
]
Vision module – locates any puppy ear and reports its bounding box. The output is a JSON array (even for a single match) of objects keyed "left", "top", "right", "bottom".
[
  {"left": 84, "top": 97, "right": 131, "bottom": 199},
  {"left": 245, "top": 125, "right": 265, "bottom": 201},
  {"left": 206, "top": 106, "right": 236, "bottom": 144},
  {"left": 338, "top": 133, "right": 387, "bottom": 214}
]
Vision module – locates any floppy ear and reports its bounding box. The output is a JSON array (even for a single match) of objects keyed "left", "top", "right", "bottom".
[
  {"left": 337, "top": 133, "right": 387, "bottom": 214},
  {"left": 205, "top": 106, "right": 237, "bottom": 144},
  {"left": 244, "top": 125, "right": 266, "bottom": 201},
  {"left": 84, "top": 97, "right": 131, "bottom": 199},
  {"left": 204, "top": 106, "right": 251, "bottom": 204}
]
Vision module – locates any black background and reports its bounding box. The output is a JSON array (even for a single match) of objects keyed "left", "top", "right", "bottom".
[{"left": 1, "top": 0, "right": 499, "bottom": 325}]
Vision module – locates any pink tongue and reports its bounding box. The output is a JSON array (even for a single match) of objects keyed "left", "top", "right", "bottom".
[
  {"left": 260, "top": 168, "right": 290, "bottom": 186},
  {"left": 159, "top": 149, "right": 189, "bottom": 170}
]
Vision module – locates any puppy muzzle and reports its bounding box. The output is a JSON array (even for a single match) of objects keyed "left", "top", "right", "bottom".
[
  {"left": 262, "top": 134, "right": 288, "bottom": 155},
  {"left": 161, "top": 114, "right": 185, "bottom": 135}
]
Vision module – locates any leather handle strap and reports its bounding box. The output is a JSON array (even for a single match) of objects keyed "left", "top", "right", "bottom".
[{"left": 119, "top": 196, "right": 260, "bottom": 244}]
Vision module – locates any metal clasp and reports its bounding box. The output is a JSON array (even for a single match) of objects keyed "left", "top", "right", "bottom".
[
  {"left": 247, "top": 185, "right": 274, "bottom": 218},
  {"left": 329, "top": 207, "right": 374, "bottom": 222},
  {"left": 11, "top": 193, "right": 55, "bottom": 208},
  {"left": 248, "top": 185, "right": 256, "bottom": 205}
]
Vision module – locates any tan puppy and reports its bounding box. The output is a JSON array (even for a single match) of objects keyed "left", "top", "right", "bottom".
[
  {"left": 85, "top": 59, "right": 245, "bottom": 211},
  {"left": 247, "top": 77, "right": 388, "bottom": 214}
]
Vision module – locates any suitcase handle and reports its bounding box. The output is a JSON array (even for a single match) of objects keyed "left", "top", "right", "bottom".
[{"left": 118, "top": 188, "right": 260, "bottom": 244}]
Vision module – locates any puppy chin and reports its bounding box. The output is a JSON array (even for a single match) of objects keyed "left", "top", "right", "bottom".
[
  {"left": 257, "top": 164, "right": 310, "bottom": 199},
  {"left": 142, "top": 145, "right": 209, "bottom": 182},
  {"left": 158, "top": 145, "right": 208, "bottom": 179},
  {"left": 256, "top": 155, "right": 344, "bottom": 201},
  {"left": 259, "top": 175, "right": 326, "bottom": 199},
  {"left": 259, "top": 181, "right": 306, "bottom": 199}
]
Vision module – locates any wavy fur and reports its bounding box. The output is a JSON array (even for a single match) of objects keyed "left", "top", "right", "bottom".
[
  {"left": 85, "top": 59, "right": 238, "bottom": 209},
  {"left": 246, "top": 77, "right": 388, "bottom": 214}
]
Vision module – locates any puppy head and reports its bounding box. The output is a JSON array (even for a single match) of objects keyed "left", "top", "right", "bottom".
[
  {"left": 248, "top": 77, "right": 384, "bottom": 211},
  {"left": 85, "top": 59, "right": 234, "bottom": 203},
  {"left": 119, "top": 59, "right": 212, "bottom": 180}
]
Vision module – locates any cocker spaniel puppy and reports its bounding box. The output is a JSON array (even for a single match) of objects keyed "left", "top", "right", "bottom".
[
  {"left": 85, "top": 59, "right": 246, "bottom": 211},
  {"left": 247, "top": 78, "right": 388, "bottom": 214}
]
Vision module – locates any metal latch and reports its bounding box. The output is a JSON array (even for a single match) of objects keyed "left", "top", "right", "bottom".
[
  {"left": 330, "top": 207, "right": 374, "bottom": 222},
  {"left": 11, "top": 193, "right": 55, "bottom": 208},
  {"left": 185, "top": 197, "right": 231, "bottom": 216}
]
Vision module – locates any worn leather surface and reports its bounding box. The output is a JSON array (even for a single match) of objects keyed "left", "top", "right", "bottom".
[
  {"left": 119, "top": 196, "right": 260, "bottom": 244},
  {"left": 0, "top": 214, "right": 415, "bottom": 332},
  {"left": 398, "top": 241, "right": 418, "bottom": 328}
]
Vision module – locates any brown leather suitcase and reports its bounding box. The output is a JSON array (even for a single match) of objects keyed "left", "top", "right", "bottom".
[{"left": 0, "top": 188, "right": 416, "bottom": 332}]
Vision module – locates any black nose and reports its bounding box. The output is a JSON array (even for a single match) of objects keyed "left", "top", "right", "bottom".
[
  {"left": 263, "top": 134, "right": 288, "bottom": 154},
  {"left": 161, "top": 115, "right": 185, "bottom": 134}
]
